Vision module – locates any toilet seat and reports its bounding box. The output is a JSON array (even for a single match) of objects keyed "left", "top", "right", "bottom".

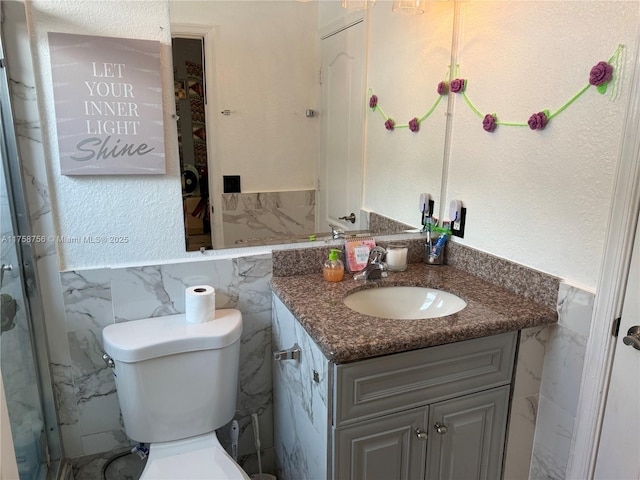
[{"left": 139, "top": 432, "right": 250, "bottom": 480}]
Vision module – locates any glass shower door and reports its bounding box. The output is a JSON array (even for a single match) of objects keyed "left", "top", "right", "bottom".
[
  {"left": 0, "top": 105, "right": 50, "bottom": 480},
  {"left": 0, "top": 15, "right": 66, "bottom": 474}
]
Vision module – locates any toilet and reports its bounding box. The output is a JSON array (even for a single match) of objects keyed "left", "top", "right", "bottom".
[{"left": 102, "top": 309, "right": 250, "bottom": 480}]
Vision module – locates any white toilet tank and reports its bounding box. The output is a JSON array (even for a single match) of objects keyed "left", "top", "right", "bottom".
[{"left": 102, "top": 309, "right": 242, "bottom": 444}]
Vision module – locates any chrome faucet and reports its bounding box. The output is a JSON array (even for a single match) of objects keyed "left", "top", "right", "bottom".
[
  {"left": 354, "top": 246, "right": 388, "bottom": 280},
  {"left": 330, "top": 224, "right": 345, "bottom": 239}
]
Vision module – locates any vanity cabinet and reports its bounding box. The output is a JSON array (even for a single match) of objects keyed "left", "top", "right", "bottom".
[
  {"left": 334, "top": 386, "right": 510, "bottom": 480},
  {"left": 272, "top": 294, "right": 516, "bottom": 480}
]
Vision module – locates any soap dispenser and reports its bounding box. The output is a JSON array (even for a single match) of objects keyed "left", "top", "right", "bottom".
[{"left": 323, "top": 249, "right": 345, "bottom": 282}]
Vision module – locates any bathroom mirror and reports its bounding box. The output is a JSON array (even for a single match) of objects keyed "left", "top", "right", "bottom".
[{"left": 169, "top": 0, "right": 454, "bottom": 250}]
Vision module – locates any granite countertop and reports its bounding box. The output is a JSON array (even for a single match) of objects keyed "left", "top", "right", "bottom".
[{"left": 270, "top": 263, "right": 558, "bottom": 364}]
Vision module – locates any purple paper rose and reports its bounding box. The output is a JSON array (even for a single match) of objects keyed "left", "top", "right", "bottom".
[
  {"left": 482, "top": 113, "right": 496, "bottom": 132},
  {"left": 450, "top": 78, "right": 466, "bottom": 94},
  {"left": 409, "top": 117, "right": 420, "bottom": 132},
  {"left": 437, "top": 81, "right": 448, "bottom": 95},
  {"left": 589, "top": 61, "right": 613, "bottom": 86},
  {"left": 384, "top": 118, "right": 395, "bottom": 131},
  {"left": 369, "top": 95, "right": 378, "bottom": 109},
  {"left": 528, "top": 111, "right": 548, "bottom": 130}
]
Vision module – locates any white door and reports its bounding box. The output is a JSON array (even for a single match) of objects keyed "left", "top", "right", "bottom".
[
  {"left": 317, "top": 21, "right": 365, "bottom": 233},
  {"left": 593, "top": 211, "right": 640, "bottom": 479}
]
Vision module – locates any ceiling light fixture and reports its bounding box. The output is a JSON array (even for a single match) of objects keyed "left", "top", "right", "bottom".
[
  {"left": 341, "top": 0, "right": 376, "bottom": 11},
  {"left": 392, "top": 0, "right": 424, "bottom": 15}
]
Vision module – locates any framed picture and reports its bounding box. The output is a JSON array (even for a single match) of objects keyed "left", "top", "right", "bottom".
[{"left": 48, "top": 32, "right": 166, "bottom": 175}]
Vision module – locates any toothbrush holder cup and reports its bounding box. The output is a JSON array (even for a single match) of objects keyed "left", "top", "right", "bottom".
[{"left": 424, "top": 241, "right": 445, "bottom": 265}]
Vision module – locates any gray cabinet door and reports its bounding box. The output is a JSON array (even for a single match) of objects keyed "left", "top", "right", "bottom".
[
  {"left": 426, "top": 386, "right": 510, "bottom": 480},
  {"left": 334, "top": 406, "right": 429, "bottom": 480}
]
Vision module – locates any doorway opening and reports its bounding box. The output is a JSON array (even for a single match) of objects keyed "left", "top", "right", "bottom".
[{"left": 172, "top": 36, "right": 213, "bottom": 252}]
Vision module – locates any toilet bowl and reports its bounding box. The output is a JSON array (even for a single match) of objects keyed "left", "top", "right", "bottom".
[
  {"left": 139, "top": 432, "right": 250, "bottom": 480},
  {"left": 102, "top": 309, "right": 249, "bottom": 480}
]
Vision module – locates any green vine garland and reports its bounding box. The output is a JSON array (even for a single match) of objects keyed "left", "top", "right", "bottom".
[{"left": 369, "top": 44, "right": 623, "bottom": 134}]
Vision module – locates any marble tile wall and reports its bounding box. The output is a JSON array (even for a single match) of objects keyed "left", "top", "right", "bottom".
[
  {"left": 222, "top": 190, "right": 315, "bottom": 247},
  {"left": 57, "top": 255, "right": 275, "bottom": 476},
  {"left": 529, "top": 283, "right": 595, "bottom": 480},
  {"left": 272, "top": 294, "right": 329, "bottom": 480},
  {"left": 504, "top": 325, "right": 550, "bottom": 480}
]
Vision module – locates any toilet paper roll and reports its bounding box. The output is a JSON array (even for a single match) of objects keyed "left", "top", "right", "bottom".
[{"left": 185, "top": 285, "right": 216, "bottom": 324}]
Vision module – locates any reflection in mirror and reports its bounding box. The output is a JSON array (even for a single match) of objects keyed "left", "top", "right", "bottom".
[
  {"left": 169, "top": 1, "right": 454, "bottom": 250},
  {"left": 172, "top": 38, "right": 213, "bottom": 251},
  {"left": 364, "top": 0, "right": 453, "bottom": 230}
]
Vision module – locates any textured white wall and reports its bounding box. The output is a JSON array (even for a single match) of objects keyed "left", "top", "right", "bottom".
[{"left": 445, "top": 1, "right": 639, "bottom": 289}]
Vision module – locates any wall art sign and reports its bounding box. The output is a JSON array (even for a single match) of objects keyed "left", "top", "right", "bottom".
[{"left": 48, "top": 32, "right": 166, "bottom": 175}]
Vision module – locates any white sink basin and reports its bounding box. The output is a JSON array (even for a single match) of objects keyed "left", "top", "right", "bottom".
[{"left": 344, "top": 286, "right": 467, "bottom": 320}]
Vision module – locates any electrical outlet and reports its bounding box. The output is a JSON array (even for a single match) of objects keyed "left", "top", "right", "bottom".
[{"left": 451, "top": 207, "right": 466, "bottom": 238}]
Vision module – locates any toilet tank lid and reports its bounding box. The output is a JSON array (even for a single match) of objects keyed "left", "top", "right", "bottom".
[{"left": 102, "top": 309, "right": 242, "bottom": 363}]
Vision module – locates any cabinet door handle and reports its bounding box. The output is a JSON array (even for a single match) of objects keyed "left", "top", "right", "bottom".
[
  {"left": 414, "top": 428, "right": 428, "bottom": 440},
  {"left": 434, "top": 423, "right": 448, "bottom": 435}
]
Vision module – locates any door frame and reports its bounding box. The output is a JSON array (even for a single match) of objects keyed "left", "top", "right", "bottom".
[
  {"left": 170, "top": 23, "right": 222, "bottom": 248},
  {"left": 567, "top": 27, "right": 640, "bottom": 480}
]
